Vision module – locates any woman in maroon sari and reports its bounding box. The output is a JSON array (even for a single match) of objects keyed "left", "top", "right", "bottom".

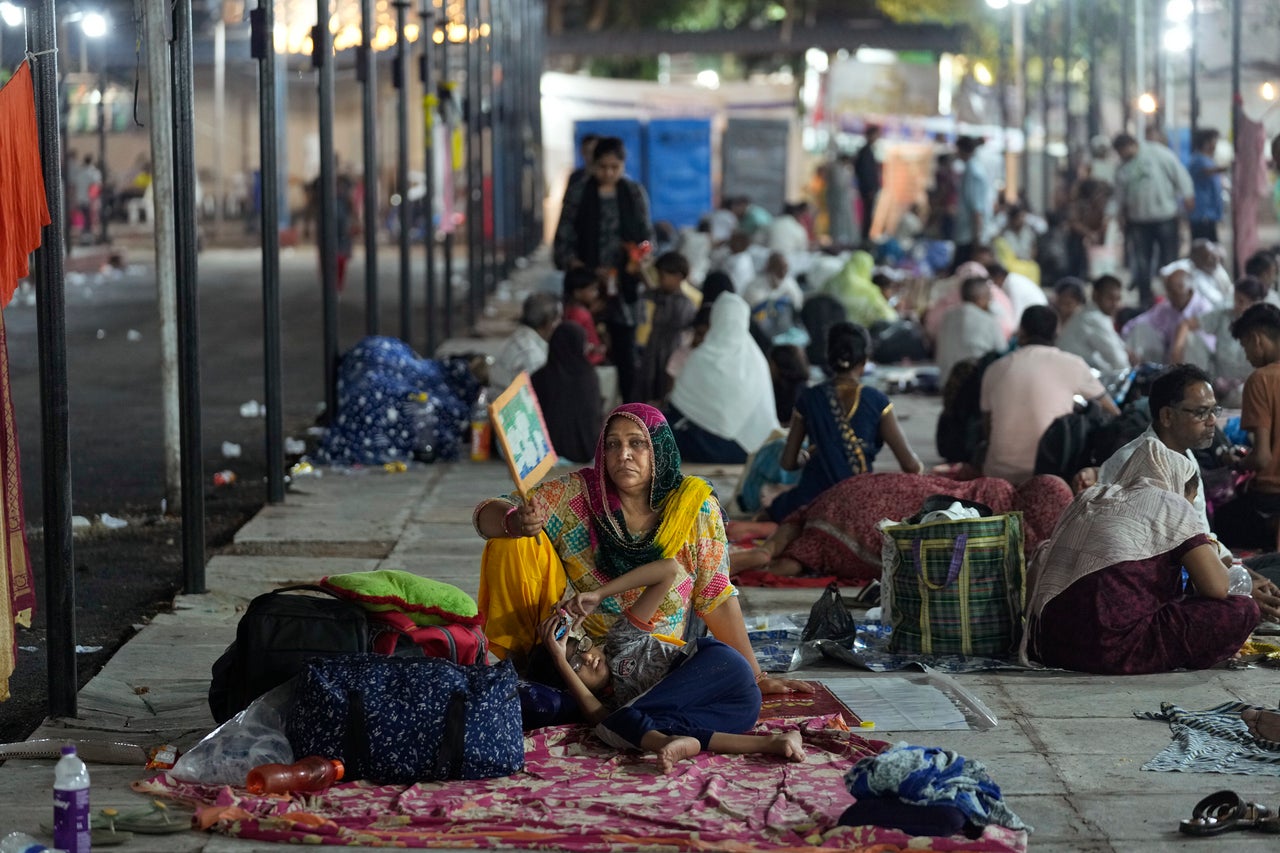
[{"left": 1024, "top": 438, "right": 1258, "bottom": 674}]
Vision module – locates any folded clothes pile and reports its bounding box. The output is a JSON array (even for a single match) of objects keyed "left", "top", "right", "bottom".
[{"left": 840, "top": 743, "right": 1029, "bottom": 837}]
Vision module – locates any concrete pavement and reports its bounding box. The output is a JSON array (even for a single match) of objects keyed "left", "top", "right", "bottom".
[{"left": 0, "top": 258, "right": 1277, "bottom": 851}]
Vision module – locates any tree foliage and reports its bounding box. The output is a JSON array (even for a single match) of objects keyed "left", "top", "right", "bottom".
[
  {"left": 874, "top": 0, "right": 985, "bottom": 26},
  {"left": 547, "top": 0, "right": 792, "bottom": 33}
]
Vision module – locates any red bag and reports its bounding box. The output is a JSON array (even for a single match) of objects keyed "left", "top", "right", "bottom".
[{"left": 368, "top": 610, "right": 488, "bottom": 665}]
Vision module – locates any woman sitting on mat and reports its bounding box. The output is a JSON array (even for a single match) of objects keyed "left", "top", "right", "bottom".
[
  {"left": 1023, "top": 438, "right": 1259, "bottom": 674},
  {"left": 666, "top": 293, "right": 779, "bottom": 464},
  {"left": 740, "top": 472, "right": 1072, "bottom": 581},
  {"left": 473, "top": 402, "right": 811, "bottom": 695},
  {"left": 536, "top": 557, "right": 806, "bottom": 774},
  {"left": 766, "top": 322, "right": 922, "bottom": 523}
]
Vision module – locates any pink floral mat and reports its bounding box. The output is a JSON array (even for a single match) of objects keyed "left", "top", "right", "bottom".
[{"left": 138, "top": 717, "right": 1027, "bottom": 853}]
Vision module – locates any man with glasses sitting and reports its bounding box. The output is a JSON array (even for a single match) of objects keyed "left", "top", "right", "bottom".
[{"left": 1079, "top": 363, "right": 1280, "bottom": 619}]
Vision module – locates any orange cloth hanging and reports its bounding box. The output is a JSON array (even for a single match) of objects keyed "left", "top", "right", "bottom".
[
  {"left": 0, "top": 60, "right": 44, "bottom": 701},
  {"left": 0, "top": 61, "right": 51, "bottom": 304}
]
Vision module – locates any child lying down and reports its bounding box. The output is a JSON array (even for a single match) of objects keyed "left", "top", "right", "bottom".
[{"left": 537, "top": 557, "right": 806, "bottom": 774}]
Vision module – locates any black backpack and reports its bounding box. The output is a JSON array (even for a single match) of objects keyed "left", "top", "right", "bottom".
[
  {"left": 1035, "top": 400, "right": 1114, "bottom": 481},
  {"left": 208, "top": 585, "right": 370, "bottom": 723}
]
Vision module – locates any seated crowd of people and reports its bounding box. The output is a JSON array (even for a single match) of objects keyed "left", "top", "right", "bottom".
[{"left": 483, "top": 135, "right": 1280, "bottom": 702}]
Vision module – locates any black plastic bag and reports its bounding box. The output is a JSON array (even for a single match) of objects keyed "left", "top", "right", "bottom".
[{"left": 801, "top": 581, "right": 857, "bottom": 643}]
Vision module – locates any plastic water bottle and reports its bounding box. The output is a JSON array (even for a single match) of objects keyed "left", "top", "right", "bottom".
[
  {"left": 469, "top": 391, "right": 491, "bottom": 462},
  {"left": 1227, "top": 562, "right": 1254, "bottom": 596},
  {"left": 52, "top": 745, "right": 89, "bottom": 853},
  {"left": 408, "top": 392, "right": 439, "bottom": 463},
  {"left": 0, "top": 832, "right": 60, "bottom": 853},
  {"left": 245, "top": 756, "right": 344, "bottom": 795}
]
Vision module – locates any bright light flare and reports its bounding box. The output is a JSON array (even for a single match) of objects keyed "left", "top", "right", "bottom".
[
  {"left": 80, "top": 11, "right": 107, "bottom": 38},
  {"left": 0, "top": 2, "right": 23, "bottom": 27}
]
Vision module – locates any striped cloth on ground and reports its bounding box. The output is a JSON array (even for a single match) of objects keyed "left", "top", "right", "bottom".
[{"left": 1135, "top": 701, "right": 1280, "bottom": 775}]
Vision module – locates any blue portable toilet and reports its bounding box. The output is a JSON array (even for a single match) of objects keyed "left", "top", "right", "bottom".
[
  {"left": 573, "top": 119, "right": 645, "bottom": 180},
  {"left": 644, "top": 118, "right": 712, "bottom": 230}
]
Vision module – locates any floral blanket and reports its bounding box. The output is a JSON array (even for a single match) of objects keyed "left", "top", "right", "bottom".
[{"left": 139, "top": 717, "right": 1026, "bottom": 852}]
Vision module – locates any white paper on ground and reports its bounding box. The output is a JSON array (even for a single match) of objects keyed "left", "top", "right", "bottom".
[{"left": 824, "top": 676, "right": 970, "bottom": 732}]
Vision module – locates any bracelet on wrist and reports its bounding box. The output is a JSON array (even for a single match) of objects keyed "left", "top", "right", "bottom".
[{"left": 502, "top": 504, "right": 521, "bottom": 537}]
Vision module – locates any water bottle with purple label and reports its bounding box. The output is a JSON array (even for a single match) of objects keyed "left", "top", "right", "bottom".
[{"left": 53, "top": 744, "right": 90, "bottom": 853}]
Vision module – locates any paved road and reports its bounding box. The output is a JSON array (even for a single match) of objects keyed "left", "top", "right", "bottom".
[
  {"left": 7, "top": 246, "right": 462, "bottom": 521},
  {"left": 0, "top": 243, "right": 469, "bottom": 741}
]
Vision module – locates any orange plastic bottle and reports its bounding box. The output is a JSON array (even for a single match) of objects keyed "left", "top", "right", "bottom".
[{"left": 245, "top": 756, "right": 344, "bottom": 794}]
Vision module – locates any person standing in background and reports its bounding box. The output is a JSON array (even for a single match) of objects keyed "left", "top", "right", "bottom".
[
  {"left": 854, "top": 125, "right": 882, "bottom": 247},
  {"left": 70, "top": 154, "right": 100, "bottom": 242},
  {"left": 1188, "top": 128, "right": 1226, "bottom": 244},
  {"left": 953, "top": 136, "right": 993, "bottom": 271},
  {"left": 554, "top": 137, "right": 653, "bottom": 402},
  {"left": 1111, "top": 133, "right": 1194, "bottom": 308}
]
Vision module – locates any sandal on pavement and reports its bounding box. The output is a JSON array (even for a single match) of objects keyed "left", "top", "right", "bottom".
[
  {"left": 1179, "top": 791, "right": 1275, "bottom": 836},
  {"left": 105, "top": 800, "right": 194, "bottom": 834}
]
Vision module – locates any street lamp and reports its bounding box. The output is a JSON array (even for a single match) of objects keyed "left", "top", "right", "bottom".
[
  {"left": 80, "top": 11, "right": 107, "bottom": 38},
  {"left": 0, "top": 2, "right": 23, "bottom": 26}
]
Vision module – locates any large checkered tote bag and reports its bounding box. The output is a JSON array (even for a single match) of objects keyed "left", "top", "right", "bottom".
[{"left": 881, "top": 512, "right": 1026, "bottom": 656}]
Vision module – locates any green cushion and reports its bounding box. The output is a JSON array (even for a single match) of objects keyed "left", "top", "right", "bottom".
[{"left": 319, "top": 570, "right": 482, "bottom": 627}]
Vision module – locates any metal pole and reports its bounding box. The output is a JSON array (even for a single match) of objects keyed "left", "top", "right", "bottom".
[
  {"left": 1038, "top": 1, "right": 1051, "bottom": 213},
  {"left": 440, "top": 25, "right": 454, "bottom": 340},
  {"left": 1151, "top": 1, "right": 1162, "bottom": 131},
  {"left": 1061, "top": 0, "right": 1072, "bottom": 175},
  {"left": 1015, "top": 3, "right": 1028, "bottom": 204},
  {"left": 214, "top": 19, "right": 226, "bottom": 234},
  {"left": 998, "top": 10, "right": 1010, "bottom": 202},
  {"left": 172, "top": 0, "right": 205, "bottom": 593},
  {"left": 491, "top": 0, "right": 507, "bottom": 274},
  {"left": 1120, "top": 4, "right": 1130, "bottom": 133},
  {"left": 143, "top": 0, "right": 181, "bottom": 512},
  {"left": 479, "top": 0, "right": 494, "bottom": 294},
  {"left": 395, "top": 0, "right": 412, "bottom": 343},
  {"left": 315, "top": 0, "right": 339, "bottom": 422},
  {"left": 1188, "top": 1, "right": 1199, "bottom": 138},
  {"left": 1230, "top": 0, "right": 1241, "bottom": 279},
  {"left": 360, "top": 0, "right": 379, "bottom": 335},
  {"left": 465, "top": 0, "right": 479, "bottom": 329},
  {"left": 28, "top": 0, "right": 77, "bottom": 718},
  {"left": 252, "top": 0, "right": 285, "bottom": 503},
  {"left": 1085, "top": 0, "right": 1099, "bottom": 142},
  {"left": 421, "top": 0, "right": 438, "bottom": 355},
  {"left": 1135, "top": 0, "right": 1145, "bottom": 140},
  {"left": 531, "top": 0, "right": 544, "bottom": 244}
]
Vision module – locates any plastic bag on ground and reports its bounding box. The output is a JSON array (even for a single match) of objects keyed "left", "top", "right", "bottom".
[{"left": 170, "top": 681, "right": 295, "bottom": 785}]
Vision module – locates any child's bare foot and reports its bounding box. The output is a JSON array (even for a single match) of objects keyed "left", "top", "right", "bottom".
[
  {"left": 1243, "top": 708, "right": 1280, "bottom": 742},
  {"left": 766, "top": 730, "right": 807, "bottom": 762},
  {"left": 654, "top": 735, "right": 702, "bottom": 774}
]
